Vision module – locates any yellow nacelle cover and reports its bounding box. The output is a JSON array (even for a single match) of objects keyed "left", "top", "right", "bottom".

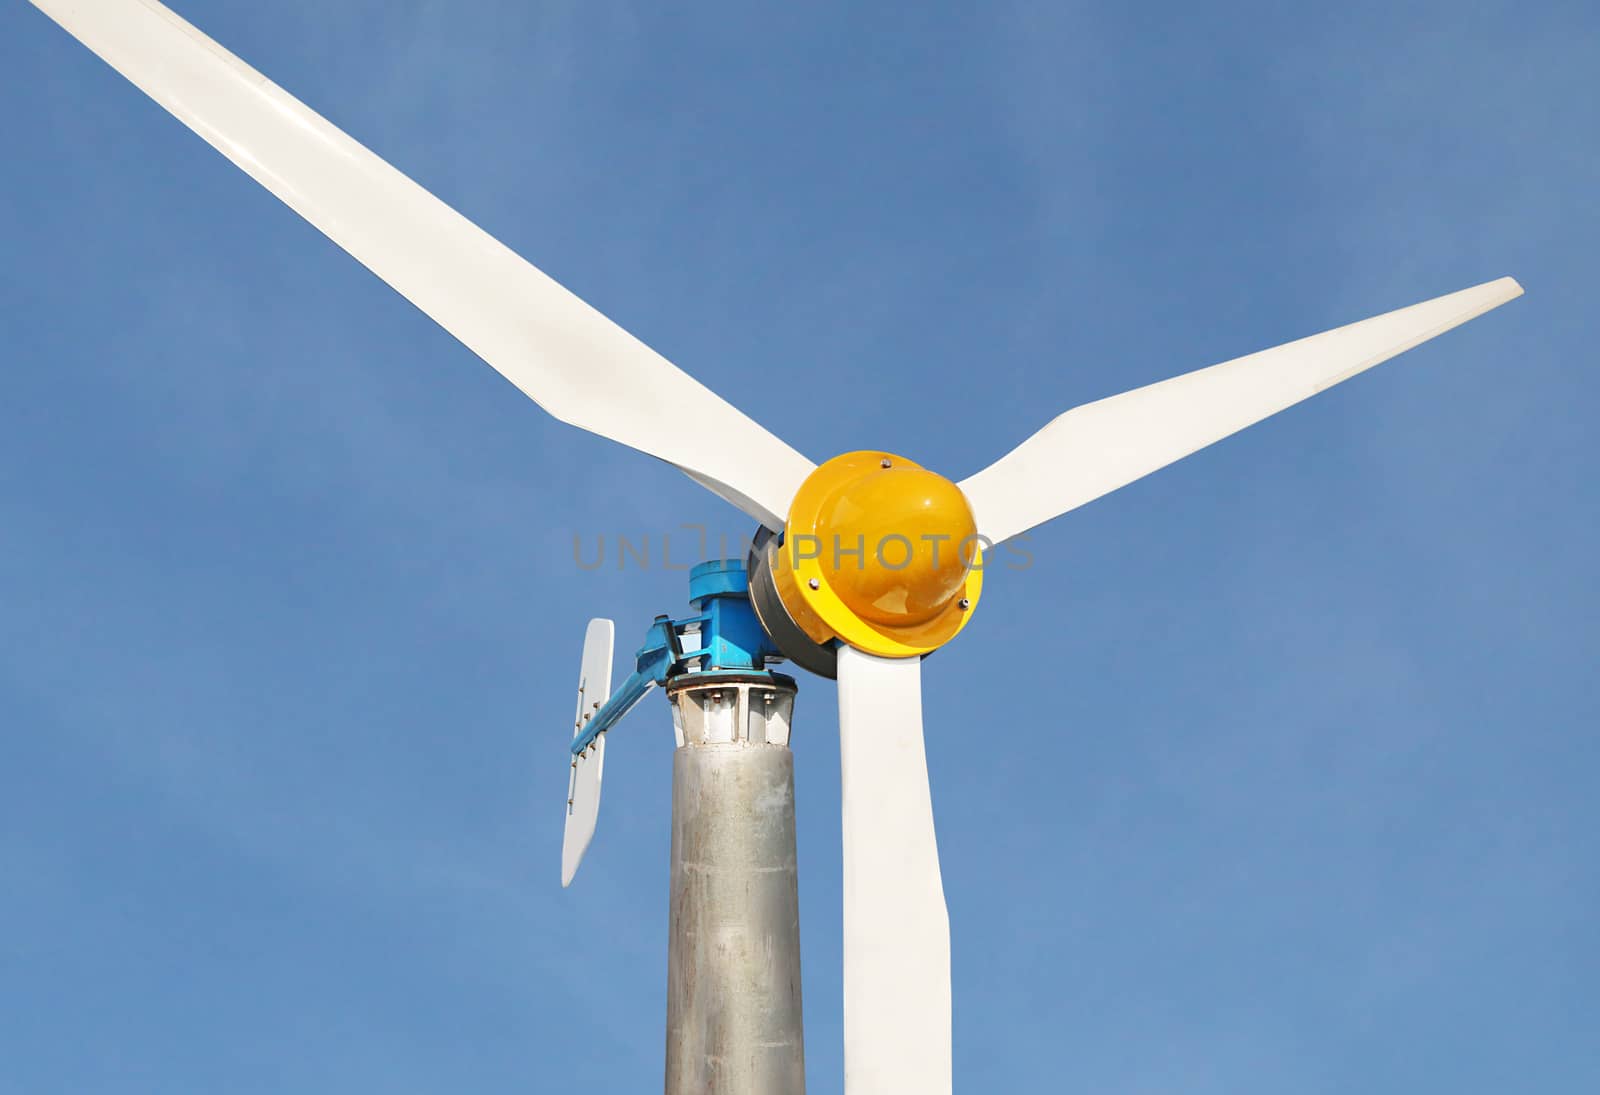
[{"left": 772, "top": 451, "right": 983, "bottom": 658}]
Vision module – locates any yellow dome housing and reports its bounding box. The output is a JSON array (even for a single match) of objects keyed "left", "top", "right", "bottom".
[{"left": 768, "top": 451, "right": 983, "bottom": 658}]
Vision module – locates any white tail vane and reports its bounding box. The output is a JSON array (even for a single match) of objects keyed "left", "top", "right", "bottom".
[
  {"left": 563, "top": 619, "right": 614, "bottom": 888},
  {"left": 961, "top": 277, "right": 1525, "bottom": 545},
  {"left": 837, "top": 647, "right": 951, "bottom": 1095},
  {"left": 26, "top": 0, "right": 812, "bottom": 530}
]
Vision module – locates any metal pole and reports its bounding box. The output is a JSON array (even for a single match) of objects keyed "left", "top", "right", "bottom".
[{"left": 664, "top": 675, "right": 805, "bottom": 1095}]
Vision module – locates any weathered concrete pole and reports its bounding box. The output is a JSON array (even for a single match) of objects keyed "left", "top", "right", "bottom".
[{"left": 664, "top": 673, "right": 805, "bottom": 1095}]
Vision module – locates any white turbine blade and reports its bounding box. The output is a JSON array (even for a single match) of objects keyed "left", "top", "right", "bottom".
[
  {"left": 962, "top": 277, "right": 1524, "bottom": 544},
  {"left": 837, "top": 646, "right": 950, "bottom": 1095},
  {"left": 28, "top": 0, "right": 812, "bottom": 530},
  {"left": 563, "top": 619, "right": 614, "bottom": 887}
]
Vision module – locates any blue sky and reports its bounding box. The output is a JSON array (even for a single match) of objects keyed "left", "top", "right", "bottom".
[{"left": 2, "top": 1, "right": 1595, "bottom": 1090}]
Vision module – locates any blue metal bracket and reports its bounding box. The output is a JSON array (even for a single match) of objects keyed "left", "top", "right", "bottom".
[
  {"left": 569, "top": 614, "right": 679, "bottom": 756},
  {"left": 570, "top": 559, "right": 784, "bottom": 756}
]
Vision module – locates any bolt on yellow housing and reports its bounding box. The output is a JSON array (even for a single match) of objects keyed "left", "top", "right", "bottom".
[{"left": 771, "top": 451, "right": 983, "bottom": 658}]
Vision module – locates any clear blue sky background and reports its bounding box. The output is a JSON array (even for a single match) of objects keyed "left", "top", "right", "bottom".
[{"left": 2, "top": 1, "right": 1595, "bottom": 1091}]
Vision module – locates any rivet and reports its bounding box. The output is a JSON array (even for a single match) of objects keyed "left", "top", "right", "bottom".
[
  {"left": 958, "top": 598, "right": 971, "bottom": 610},
  {"left": 808, "top": 577, "right": 820, "bottom": 590},
  {"left": 880, "top": 457, "right": 893, "bottom": 468}
]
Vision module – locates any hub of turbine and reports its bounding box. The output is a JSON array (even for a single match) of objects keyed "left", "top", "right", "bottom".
[{"left": 748, "top": 451, "right": 983, "bottom": 674}]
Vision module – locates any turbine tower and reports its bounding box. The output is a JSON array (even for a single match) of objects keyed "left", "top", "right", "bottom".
[{"left": 25, "top": 2, "right": 1524, "bottom": 1092}]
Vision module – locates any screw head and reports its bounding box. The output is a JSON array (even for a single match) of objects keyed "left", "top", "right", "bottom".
[
  {"left": 808, "top": 577, "right": 821, "bottom": 590},
  {"left": 958, "top": 597, "right": 971, "bottom": 610}
]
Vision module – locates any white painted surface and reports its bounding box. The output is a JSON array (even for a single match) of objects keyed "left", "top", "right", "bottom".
[
  {"left": 562, "top": 619, "right": 614, "bottom": 887},
  {"left": 836, "top": 647, "right": 950, "bottom": 1095},
  {"left": 962, "top": 277, "right": 1524, "bottom": 544},
  {"left": 28, "top": 0, "right": 813, "bottom": 530}
]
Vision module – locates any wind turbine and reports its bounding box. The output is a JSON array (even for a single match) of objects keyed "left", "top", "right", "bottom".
[{"left": 25, "top": 2, "right": 1522, "bottom": 1093}]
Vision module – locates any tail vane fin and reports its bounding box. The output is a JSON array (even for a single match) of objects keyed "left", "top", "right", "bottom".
[{"left": 562, "top": 619, "right": 614, "bottom": 887}]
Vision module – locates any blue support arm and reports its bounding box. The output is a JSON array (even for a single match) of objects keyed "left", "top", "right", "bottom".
[{"left": 571, "top": 615, "right": 680, "bottom": 755}]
